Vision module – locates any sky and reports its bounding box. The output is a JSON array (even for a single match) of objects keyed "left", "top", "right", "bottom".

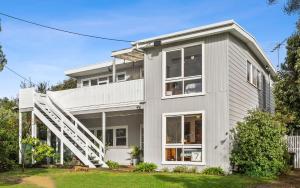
[{"left": 0, "top": 0, "right": 298, "bottom": 98}]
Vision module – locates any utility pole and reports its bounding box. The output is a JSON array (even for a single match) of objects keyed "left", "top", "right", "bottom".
[{"left": 271, "top": 39, "right": 287, "bottom": 70}]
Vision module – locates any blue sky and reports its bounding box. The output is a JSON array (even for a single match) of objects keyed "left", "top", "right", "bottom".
[{"left": 0, "top": 0, "right": 298, "bottom": 98}]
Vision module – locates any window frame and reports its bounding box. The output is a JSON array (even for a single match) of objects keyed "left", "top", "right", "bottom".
[
  {"left": 89, "top": 125, "right": 128, "bottom": 148},
  {"left": 81, "top": 72, "right": 127, "bottom": 87},
  {"left": 116, "top": 73, "right": 126, "bottom": 82},
  {"left": 246, "top": 61, "right": 262, "bottom": 89},
  {"left": 162, "top": 111, "right": 205, "bottom": 165},
  {"left": 162, "top": 42, "right": 205, "bottom": 99}
]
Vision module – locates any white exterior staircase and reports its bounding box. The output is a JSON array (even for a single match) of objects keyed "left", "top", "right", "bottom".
[{"left": 33, "top": 93, "right": 107, "bottom": 168}]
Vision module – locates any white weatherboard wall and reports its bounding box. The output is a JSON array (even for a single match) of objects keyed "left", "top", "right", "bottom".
[
  {"left": 228, "top": 34, "right": 274, "bottom": 129},
  {"left": 143, "top": 34, "right": 230, "bottom": 171},
  {"left": 48, "top": 79, "right": 144, "bottom": 112}
]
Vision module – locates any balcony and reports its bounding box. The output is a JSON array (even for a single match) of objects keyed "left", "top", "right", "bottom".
[
  {"left": 19, "top": 79, "right": 144, "bottom": 113},
  {"left": 49, "top": 79, "right": 144, "bottom": 112}
]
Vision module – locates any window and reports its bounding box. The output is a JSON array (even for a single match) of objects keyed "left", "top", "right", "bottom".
[
  {"left": 247, "top": 61, "right": 251, "bottom": 82},
  {"left": 247, "top": 61, "right": 261, "bottom": 88},
  {"left": 116, "top": 128, "right": 127, "bottom": 146},
  {"left": 98, "top": 77, "right": 109, "bottom": 85},
  {"left": 117, "top": 73, "right": 126, "bottom": 82},
  {"left": 140, "top": 124, "right": 144, "bottom": 149},
  {"left": 88, "top": 126, "right": 128, "bottom": 147},
  {"left": 82, "top": 80, "right": 89, "bottom": 87},
  {"left": 163, "top": 112, "right": 204, "bottom": 164},
  {"left": 163, "top": 43, "right": 204, "bottom": 98},
  {"left": 81, "top": 72, "right": 127, "bottom": 87},
  {"left": 106, "top": 129, "right": 113, "bottom": 146},
  {"left": 91, "top": 79, "right": 98, "bottom": 86},
  {"left": 257, "top": 70, "right": 261, "bottom": 89}
]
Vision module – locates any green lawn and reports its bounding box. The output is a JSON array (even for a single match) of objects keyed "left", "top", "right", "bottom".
[{"left": 0, "top": 168, "right": 270, "bottom": 188}]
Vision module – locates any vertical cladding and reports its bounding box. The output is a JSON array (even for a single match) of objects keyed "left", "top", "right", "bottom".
[
  {"left": 143, "top": 34, "right": 230, "bottom": 171},
  {"left": 228, "top": 34, "right": 274, "bottom": 129}
]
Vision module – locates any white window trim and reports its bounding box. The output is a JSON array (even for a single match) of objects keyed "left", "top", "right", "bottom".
[
  {"left": 162, "top": 41, "right": 205, "bottom": 99},
  {"left": 116, "top": 72, "right": 127, "bottom": 82},
  {"left": 89, "top": 125, "right": 128, "bottom": 148},
  {"left": 246, "top": 61, "right": 261, "bottom": 89},
  {"left": 81, "top": 72, "right": 127, "bottom": 87},
  {"left": 161, "top": 111, "right": 206, "bottom": 165}
]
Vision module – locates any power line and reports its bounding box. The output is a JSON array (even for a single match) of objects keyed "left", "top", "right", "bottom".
[
  {"left": 0, "top": 12, "right": 133, "bottom": 43},
  {"left": 4, "top": 65, "right": 36, "bottom": 86}
]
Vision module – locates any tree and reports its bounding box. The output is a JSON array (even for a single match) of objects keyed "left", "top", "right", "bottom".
[
  {"left": 268, "top": 0, "right": 300, "bottom": 15},
  {"left": 231, "top": 110, "right": 288, "bottom": 177},
  {"left": 0, "top": 98, "right": 18, "bottom": 172},
  {"left": 0, "top": 24, "right": 7, "bottom": 72},
  {"left": 50, "top": 78, "right": 77, "bottom": 91},
  {"left": 20, "top": 78, "right": 35, "bottom": 89},
  {"left": 36, "top": 81, "right": 49, "bottom": 94},
  {"left": 273, "top": 28, "right": 300, "bottom": 134}
]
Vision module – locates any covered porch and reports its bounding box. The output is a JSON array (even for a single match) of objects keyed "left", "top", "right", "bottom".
[{"left": 75, "top": 109, "right": 144, "bottom": 165}]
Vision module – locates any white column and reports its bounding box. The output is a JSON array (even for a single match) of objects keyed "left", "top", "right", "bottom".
[
  {"left": 60, "top": 133, "right": 64, "bottom": 165},
  {"left": 55, "top": 137, "right": 59, "bottom": 164},
  {"left": 112, "top": 58, "right": 116, "bottom": 83},
  {"left": 31, "top": 111, "right": 36, "bottom": 138},
  {"left": 102, "top": 112, "right": 106, "bottom": 152},
  {"left": 31, "top": 111, "right": 36, "bottom": 164},
  {"left": 18, "top": 112, "right": 22, "bottom": 164},
  {"left": 47, "top": 128, "right": 51, "bottom": 164}
]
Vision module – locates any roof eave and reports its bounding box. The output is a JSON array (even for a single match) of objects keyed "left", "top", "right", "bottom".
[{"left": 131, "top": 22, "right": 276, "bottom": 77}]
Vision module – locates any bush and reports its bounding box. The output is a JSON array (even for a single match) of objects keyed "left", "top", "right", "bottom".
[
  {"left": 161, "top": 167, "right": 169, "bottom": 172},
  {"left": 134, "top": 162, "right": 157, "bottom": 172},
  {"left": 173, "top": 166, "right": 198, "bottom": 173},
  {"left": 188, "top": 167, "right": 197, "bottom": 173},
  {"left": 106, "top": 160, "right": 119, "bottom": 169},
  {"left": 173, "top": 166, "right": 189, "bottom": 173},
  {"left": 201, "top": 167, "right": 225, "bottom": 175},
  {"left": 230, "top": 110, "right": 289, "bottom": 177}
]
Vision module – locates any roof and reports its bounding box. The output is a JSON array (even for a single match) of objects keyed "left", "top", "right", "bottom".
[
  {"left": 65, "top": 60, "right": 124, "bottom": 77},
  {"left": 114, "top": 20, "right": 276, "bottom": 77},
  {"left": 66, "top": 20, "right": 276, "bottom": 78}
]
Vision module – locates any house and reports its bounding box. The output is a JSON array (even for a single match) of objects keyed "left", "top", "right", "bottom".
[{"left": 18, "top": 20, "right": 276, "bottom": 171}]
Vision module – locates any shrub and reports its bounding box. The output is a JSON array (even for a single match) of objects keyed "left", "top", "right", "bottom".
[
  {"left": 201, "top": 167, "right": 225, "bottom": 175},
  {"left": 230, "top": 110, "right": 289, "bottom": 177},
  {"left": 134, "top": 162, "right": 157, "bottom": 172},
  {"left": 161, "top": 167, "right": 169, "bottom": 172},
  {"left": 173, "top": 166, "right": 189, "bottom": 173},
  {"left": 188, "top": 167, "right": 197, "bottom": 173},
  {"left": 106, "top": 160, "right": 119, "bottom": 169},
  {"left": 173, "top": 166, "right": 198, "bottom": 173},
  {"left": 129, "top": 146, "right": 141, "bottom": 159}
]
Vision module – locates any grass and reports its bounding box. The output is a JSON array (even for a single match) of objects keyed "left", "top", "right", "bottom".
[{"left": 0, "top": 168, "right": 271, "bottom": 188}]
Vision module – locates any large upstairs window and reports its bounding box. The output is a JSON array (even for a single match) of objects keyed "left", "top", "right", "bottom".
[
  {"left": 162, "top": 111, "right": 205, "bottom": 165},
  {"left": 162, "top": 42, "right": 204, "bottom": 98}
]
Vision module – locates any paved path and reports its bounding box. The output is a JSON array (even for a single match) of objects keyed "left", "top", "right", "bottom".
[{"left": 21, "top": 176, "right": 55, "bottom": 188}]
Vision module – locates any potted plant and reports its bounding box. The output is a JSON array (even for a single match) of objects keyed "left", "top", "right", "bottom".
[{"left": 130, "top": 146, "right": 141, "bottom": 166}]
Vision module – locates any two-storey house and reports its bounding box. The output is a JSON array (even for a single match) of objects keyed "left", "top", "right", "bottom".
[{"left": 19, "top": 20, "right": 276, "bottom": 171}]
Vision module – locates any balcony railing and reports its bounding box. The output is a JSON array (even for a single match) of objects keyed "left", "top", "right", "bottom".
[{"left": 47, "top": 79, "right": 144, "bottom": 112}]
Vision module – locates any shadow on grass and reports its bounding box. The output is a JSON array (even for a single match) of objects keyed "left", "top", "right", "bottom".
[
  {"left": 153, "top": 173, "right": 265, "bottom": 188},
  {"left": 0, "top": 168, "right": 50, "bottom": 186}
]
